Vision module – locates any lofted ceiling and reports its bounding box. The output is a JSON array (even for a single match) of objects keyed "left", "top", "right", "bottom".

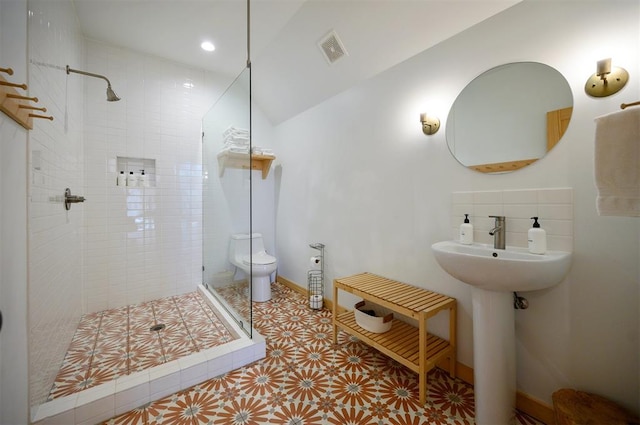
[{"left": 73, "top": 0, "right": 520, "bottom": 124}]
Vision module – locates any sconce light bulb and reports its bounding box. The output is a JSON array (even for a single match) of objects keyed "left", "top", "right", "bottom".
[
  {"left": 585, "top": 58, "right": 628, "bottom": 97},
  {"left": 596, "top": 58, "right": 611, "bottom": 79}
]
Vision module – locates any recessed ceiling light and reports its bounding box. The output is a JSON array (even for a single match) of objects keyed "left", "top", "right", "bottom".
[{"left": 201, "top": 41, "right": 215, "bottom": 52}]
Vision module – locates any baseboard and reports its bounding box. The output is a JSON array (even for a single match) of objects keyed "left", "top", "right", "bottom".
[
  {"left": 516, "top": 391, "right": 555, "bottom": 424},
  {"left": 276, "top": 274, "right": 346, "bottom": 312},
  {"left": 436, "top": 358, "right": 474, "bottom": 385},
  {"left": 277, "top": 275, "right": 305, "bottom": 295},
  {"left": 275, "top": 275, "right": 555, "bottom": 424}
]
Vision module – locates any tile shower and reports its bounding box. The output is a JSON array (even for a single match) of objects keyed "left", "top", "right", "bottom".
[
  {"left": 27, "top": 0, "right": 229, "bottom": 414},
  {"left": 47, "top": 291, "right": 238, "bottom": 402}
]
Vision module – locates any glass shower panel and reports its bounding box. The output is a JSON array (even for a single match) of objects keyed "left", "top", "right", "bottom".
[{"left": 202, "top": 67, "right": 252, "bottom": 336}]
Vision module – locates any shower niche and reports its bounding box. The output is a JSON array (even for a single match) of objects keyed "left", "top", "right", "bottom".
[{"left": 116, "top": 156, "right": 156, "bottom": 187}]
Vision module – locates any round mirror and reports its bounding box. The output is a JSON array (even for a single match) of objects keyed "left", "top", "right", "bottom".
[{"left": 446, "top": 62, "right": 573, "bottom": 173}]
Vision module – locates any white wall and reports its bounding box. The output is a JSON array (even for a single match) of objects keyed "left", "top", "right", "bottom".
[
  {"left": 0, "top": 0, "right": 29, "bottom": 422},
  {"left": 27, "top": 0, "right": 86, "bottom": 407},
  {"left": 82, "top": 40, "right": 227, "bottom": 312},
  {"left": 272, "top": 0, "right": 639, "bottom": 413}
]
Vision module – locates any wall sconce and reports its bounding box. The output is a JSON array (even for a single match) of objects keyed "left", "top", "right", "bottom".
[
  {"left": 585, "top": 58, "right": 628, "bottom": 97},
  {"left": 420, "top": 113, "right": 440, "bottom": 135}
]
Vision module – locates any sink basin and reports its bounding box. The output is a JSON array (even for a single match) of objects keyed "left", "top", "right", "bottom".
[{"left": 431, "top": 240, "right": 571, "bottom": 292}]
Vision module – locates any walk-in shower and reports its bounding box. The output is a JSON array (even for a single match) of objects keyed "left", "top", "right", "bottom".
[
  {"left": 25, "top": 1, "right": 264, "bottom": 422},
  {"left": 66, "top": 65, "right": 121, "bottom": 101}
]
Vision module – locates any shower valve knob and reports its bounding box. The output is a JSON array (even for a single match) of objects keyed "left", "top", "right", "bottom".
[{"left": 64, "top": 188, "right": 86, "bottom": 210}]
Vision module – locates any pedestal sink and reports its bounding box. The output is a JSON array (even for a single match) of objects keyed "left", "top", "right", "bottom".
[{"left": 431, "top": 241, "right": 572, "bottom": 425}]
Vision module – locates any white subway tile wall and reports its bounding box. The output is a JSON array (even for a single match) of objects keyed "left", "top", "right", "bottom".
[
  {"left": 451, "top": 188, "right": 573, "bottom": 251},
  {"left": 28, "top": 0, "right": 86, "bottom": 407},
  {"left": 27, "top": 1, "right": 224, "bottom": 407},
  {"left": 82, "top": 39, "right": 219, "bottom": 313}
]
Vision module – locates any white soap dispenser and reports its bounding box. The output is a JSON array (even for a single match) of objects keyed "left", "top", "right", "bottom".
[
  {"left": 528, "top": 216, "right": 547, "bottom": 254},
  {"left": 117, "top": 171, "right": 126, "bottom": 186},
  {"left": 459, "top": 214, "right": 474, "bottom": 245},
  {"left": 139, "top": 170, "right": 148, "bottom": 187},
  {"left": 127, "top": 171, "right": 137, "bottom": 187}
]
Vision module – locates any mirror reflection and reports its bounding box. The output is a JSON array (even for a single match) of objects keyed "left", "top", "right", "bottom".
[{"left": 446, "top": 62, "right": 573, "bottom": 173}]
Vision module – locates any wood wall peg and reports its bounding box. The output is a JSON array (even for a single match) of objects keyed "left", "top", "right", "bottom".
[
  {"left": 6, "top": 94, "right": 38, "bottom": 102},
  {"left": 0, "top": 80, "right": 27, "bottom": 90},
  {"left": 0, "top": 72, "right": 51, "bottom": 130},
  {"left": 29, "top": 113, "right": 53, "bottom": 121},
  {"left": 19, "top": 105, "right": 47, "bottom": 113},
  {"left": 621, "top": 100, "right": 640, "bottom": 109}
]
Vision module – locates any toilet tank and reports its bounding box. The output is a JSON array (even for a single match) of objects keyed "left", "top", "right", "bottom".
[{"left": 230, "top": 233, "right": 265, "bottom": 260}]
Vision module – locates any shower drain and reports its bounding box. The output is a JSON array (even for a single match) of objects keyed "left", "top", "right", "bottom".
[{"left": 150, "top": 323, "right": 166, "bottom": 332}]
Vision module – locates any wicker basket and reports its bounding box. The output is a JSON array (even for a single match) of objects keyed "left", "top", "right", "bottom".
[{"left": 353, "top": 301, "right": 393, "bottom": 333}]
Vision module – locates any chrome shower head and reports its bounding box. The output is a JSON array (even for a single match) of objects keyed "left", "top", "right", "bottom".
[
  {"left": 106, "top": 85, "right": 120, "bottom": 102},
  {"left": 66, "top": 65, "right": 121, "bottom": 102}
]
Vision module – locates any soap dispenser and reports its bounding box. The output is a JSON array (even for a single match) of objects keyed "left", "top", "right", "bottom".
[
  {"left": 117, "top": 171, "right": 126, "bottom": 186},
  {"left": 459, "top": 214, "right": 474, "bottom": 245},
  {"left": 127, "top": 171, "right": 137, "bottom": 187},
  {"left": 139, "top": 170, "right": 148, "bottom": 187},
  {"left": 528, "top": 217, "right": 547, "bottom": 254}
]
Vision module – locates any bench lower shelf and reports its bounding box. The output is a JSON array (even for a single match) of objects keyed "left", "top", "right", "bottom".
[{"left": 335, "top": 311, "right": 453, "bottom": 375}]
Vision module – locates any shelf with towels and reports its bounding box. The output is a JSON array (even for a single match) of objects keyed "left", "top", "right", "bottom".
[
  {"left": 0, "top": 66, "right": 53, "bottom": 130},
  {"left": 217, "top": 150, "right": 276, "bottom": 179}
]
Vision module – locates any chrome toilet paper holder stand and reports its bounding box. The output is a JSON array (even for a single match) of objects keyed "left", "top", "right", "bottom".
[{"left": 308, "top": 243, "right": 325, "bottom": 310}]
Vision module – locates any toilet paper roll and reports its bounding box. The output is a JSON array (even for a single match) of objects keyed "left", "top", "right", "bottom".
[
  {"left": 309, "top": 256, "right": 321, "bottom": 268},
  {"left": 309, "top": 295, "right": 323, "bottom": 310}
]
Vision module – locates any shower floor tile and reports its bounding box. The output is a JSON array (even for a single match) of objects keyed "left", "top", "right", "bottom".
[
  {"left": 47, "top": 291, "right": 239, "bottom": 401},
  {"left": 104, "top": 282, "right": 545, "bottom": 425}
]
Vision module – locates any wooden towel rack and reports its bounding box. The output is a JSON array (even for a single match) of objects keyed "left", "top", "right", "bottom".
[
  {"left": 621, "top": 101, "right": 640, "bottom": 109},
  {"left": 0, "top": 66, "right": 53, "bottom": 130}
]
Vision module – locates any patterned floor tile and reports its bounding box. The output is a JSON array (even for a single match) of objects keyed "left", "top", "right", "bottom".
[
  {"left": 48, "top": 291, "right": 238, "bottom": 401},
  {"left": 103, "top": 282, "right": 546, "bottom": 425}
]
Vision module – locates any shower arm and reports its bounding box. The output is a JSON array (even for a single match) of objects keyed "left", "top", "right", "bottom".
[
  {"left": 66, "top": 65, "right": 120, "bottom": 101},
  {"left": 66, "top": 65, "right": 113, "bottom": 87}
]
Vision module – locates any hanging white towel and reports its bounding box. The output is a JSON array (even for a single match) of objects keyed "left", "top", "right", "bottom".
[{"left": 594, "top": 107, "right": 640, "bottom": 216}]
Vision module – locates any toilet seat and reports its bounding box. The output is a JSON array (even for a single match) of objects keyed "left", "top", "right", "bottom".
[{"left": 242, "top": 251, "right": 276, "bottom": 266}]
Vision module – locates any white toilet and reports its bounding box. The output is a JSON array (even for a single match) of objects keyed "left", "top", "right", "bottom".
[{"left": 229, "top": 233, "right": 277, "bottom": 302}]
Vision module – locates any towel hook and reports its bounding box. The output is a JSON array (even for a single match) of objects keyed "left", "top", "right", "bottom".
[{"left": 621, "top": 101, "right": 640, "bottom": 110}]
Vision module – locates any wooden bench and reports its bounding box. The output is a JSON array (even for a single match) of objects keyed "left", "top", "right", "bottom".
[{"left": 332, "top": 272, "right": 457, "bottom": 404}]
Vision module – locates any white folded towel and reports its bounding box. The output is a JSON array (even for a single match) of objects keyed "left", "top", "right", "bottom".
[
  {"left": 224, "top": 137, "right": 249, "bottom": 146},
  {"left": 594, "top": 107, "right": 640, "bottom": 216},
  {"left": 220, "top": 146, "right": 250, "bottom": 154},
  {"left": 222, "top": 126, "right": 249, "bottom": 139}
]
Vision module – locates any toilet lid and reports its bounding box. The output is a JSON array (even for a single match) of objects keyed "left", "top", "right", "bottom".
[{"left": 242, "top": 251, "right": 276, "bottom": 265}]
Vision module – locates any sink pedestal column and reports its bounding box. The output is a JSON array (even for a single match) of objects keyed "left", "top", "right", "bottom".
[{"left": 471, "top": 287, "right": 516, "bottom": 425}]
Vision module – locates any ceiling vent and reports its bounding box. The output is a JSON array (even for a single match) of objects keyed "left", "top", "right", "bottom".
[{"left": 318, "top": 30, "right": 348, "bottom": 65}]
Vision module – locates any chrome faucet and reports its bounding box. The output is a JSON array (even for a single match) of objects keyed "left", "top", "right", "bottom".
[{"left": 488, "top": 215, "right": 506, "bottom": 249}]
